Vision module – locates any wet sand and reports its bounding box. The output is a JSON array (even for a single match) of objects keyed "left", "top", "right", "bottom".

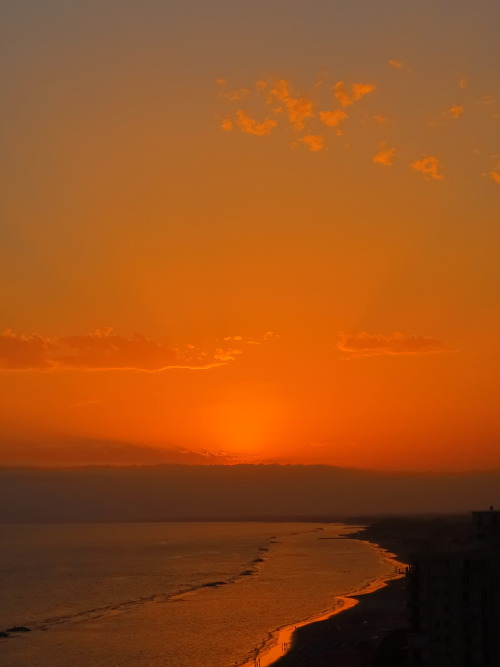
[
  {"left": 268, "top": 576, "right": 407, "bottom": 666},
  {"left": 251, "top": 515, "right": 471, "bottom": 667},
  {"left": 241, "top": 540, "right": 407, "bottom": 667}
]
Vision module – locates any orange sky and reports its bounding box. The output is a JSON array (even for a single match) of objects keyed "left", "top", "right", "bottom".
[{"left": 1, "top": 0, "right": 500, "bottom": 470}]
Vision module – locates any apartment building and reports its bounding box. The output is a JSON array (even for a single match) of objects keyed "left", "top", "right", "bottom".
[{"left": 407, "top": 509, "right": 500, "bottom": 667}]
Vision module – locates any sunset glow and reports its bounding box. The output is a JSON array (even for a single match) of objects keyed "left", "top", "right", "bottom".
[{"left": 2, "top": 0, "right": 500, "bottom": 471}]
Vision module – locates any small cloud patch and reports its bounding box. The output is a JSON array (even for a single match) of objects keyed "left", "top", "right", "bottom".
[{"left": 337, "top": 332, "right": 446, "bottom": 357}]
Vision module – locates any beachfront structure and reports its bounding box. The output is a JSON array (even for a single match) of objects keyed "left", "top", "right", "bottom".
[
  {"left": 407, "top": 509, "right": 500, "bottom": 667},
  {"left": 472, "top": 507, "right": 500, "bottom": 545}
]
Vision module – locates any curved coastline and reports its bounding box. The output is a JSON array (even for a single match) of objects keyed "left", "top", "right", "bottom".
[
  {"left": 237, "top": 539, "right": 407, "bottom": 667},
  {"left": 2, "top": 524, "right": 406, "bottom": 667}
]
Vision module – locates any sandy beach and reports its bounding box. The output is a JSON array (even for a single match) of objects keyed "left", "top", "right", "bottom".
[
  {"left": 252, "top": 515, "right": 472, "bottom": 667},
  {"left": 268, "top": 576, "right": 407, "bottom": 667},
  {"left": 240, "top": 536, "right": 407, "bottom": 667}
]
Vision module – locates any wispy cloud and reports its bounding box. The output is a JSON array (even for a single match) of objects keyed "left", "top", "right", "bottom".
[
  {"left": 388, "top": 59, "right": 404, "bottom": 69},
  {"left": 0, "top": 437, "right": 248, "bottom": 466},
  {"left": 221, "top": 88, "right": 250, "bottom": 102},
  {"left": 351, "top": 83, "right": 376, "bottom": 101},
  {"left": 234, "top": 110, "right": 277, "bottom": 136},
  {"left": 372, "top": 142, "right": 396, "bottom": 166},
  {"left": 411, "top": 155, "right": 444, "bottom": 180},
  {"left": 299, "top": 134, "right": 325, "bottom": 152},
  {"left": 216, "top": 70, "right": 496, "bottom": 181},
  {"left": 337, "top": 332, "right": 445, "bottom": 357},
  {"left": 333, "top": 81, "right": 376, "bottom": 108},
  {"left": 476, "top": 95, "right": 495, "bottom": 108},
  {"left": 373, "top": 114, "right": 390, "bottom": 124},
  {"left": 220, "top": 118, "right": 234, "bottom": 131},
  {"left": 446, "top": 105, "right": 464, "bottom": 119},
  {"left": 269, "top": 79, "right": 314, "bottom": 130},
  {"left": 223, "top": 331, "right": 278, "bottom": 345},
  {"left": 427, "top": 104, "right": 465, "bottom": 128},
  {"left": 332, "top": 82, "right": 352, "bottom": 108},
  {"left": 484, "top": 163, "right": 500, "bottom": 184},
  {"left": 212, "top": 347, "right": 243, "bottom": 363},
  {"left": 319, "top": 109, "right": 348, "bottom": 127},
  {"left": 0, "top": 329, "right": 247, "bottom": 372}
]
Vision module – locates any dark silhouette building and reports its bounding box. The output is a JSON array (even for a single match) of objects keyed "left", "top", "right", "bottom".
[
  {"left": 407, "top": 509, "right": 500, "bottom": 667},
  {"left": 472, "top": 507, "right": 500, "bottom": 545}
]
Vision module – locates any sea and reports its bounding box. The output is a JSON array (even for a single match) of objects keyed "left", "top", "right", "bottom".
[{"left": 0, "top": 522, "right": 397, "bottom": 667}]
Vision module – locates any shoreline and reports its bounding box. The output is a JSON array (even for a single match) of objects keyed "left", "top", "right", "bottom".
[{"left": 238, "top": 537, "right": 407, "bottom": 667}]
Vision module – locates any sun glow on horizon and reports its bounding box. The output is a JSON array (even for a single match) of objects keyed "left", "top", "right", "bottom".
[
  {"left": 197, "top": 396, "right": 290, "bottom": 457},
  {"left": 2, "top": 0, "right": 500, "bottom": 471}
]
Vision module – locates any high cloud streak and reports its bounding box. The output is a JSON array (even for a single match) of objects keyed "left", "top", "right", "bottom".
[
  {"left": 388, "top": 59, "right": 404, "bottom": 69},
  {"left": 0, "top": 329, "right": 248, "bottom": 372},
  {"left": 234, "top": 110, "right": 277, "bottom": 136},
  {"left": 319, "top": 109, "right": 348, "bottom": 127},
  {"left": 372, "top": 143, "right": 395, "bottom": 166},
  {"left": 337, "top": 332, "right": 445, "bottom": 357},
  {"left": 333, "top": 81, "right": 376, "bottom": 107},
  {"left": 411, "top": 155, "right": 444, "bottom": 180},
  {"left": 269, "top": 80, "right": 314, "bottom": 130}
]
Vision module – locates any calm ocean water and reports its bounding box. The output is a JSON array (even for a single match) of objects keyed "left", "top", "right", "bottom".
[{"left": 0, "top": 522, "right": 395, "bottom": 666}]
